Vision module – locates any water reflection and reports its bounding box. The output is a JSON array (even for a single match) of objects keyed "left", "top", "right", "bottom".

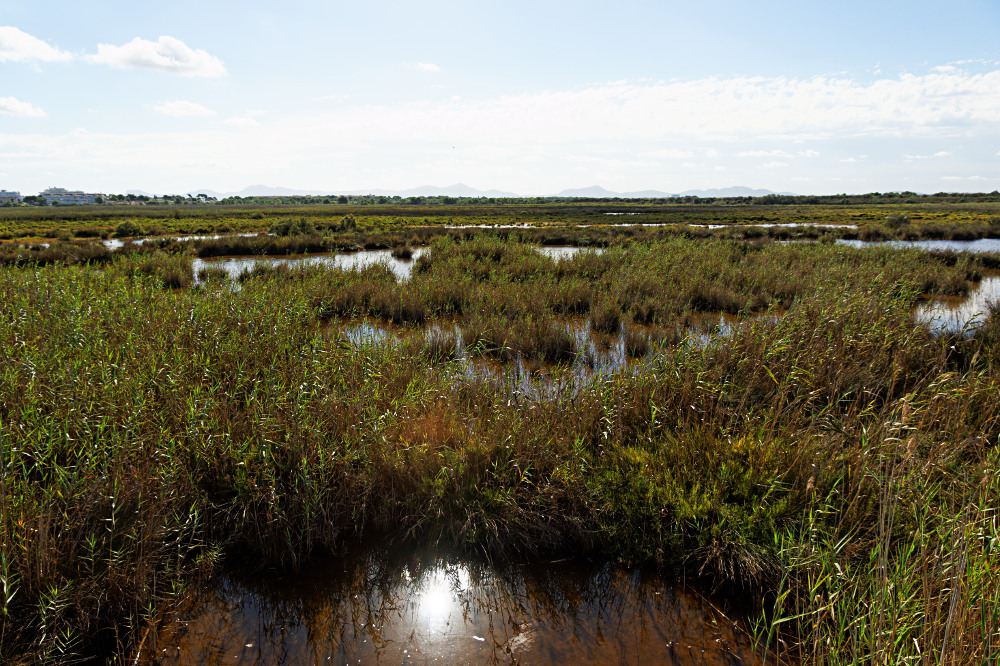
[
  {"left": 104, "top": 233, "right": 260, "bottom": 250},
  {"left": 193, "top": 248, "right": 427, "bottom": 282},
  {"left": 917, "top": 274, "right": 1000, "bottom": 334},
  {"left": 688, "top": 223, "right": 857, "bottom": 230},
  {"left": 837, "top": 238, "right": 1000, "bottom": 253},
  {"left": 535, "top": 246, "right": 604, "bottom": 261},
  {"left": 141, "top": 545, "right": 760, "bottom": 665}
]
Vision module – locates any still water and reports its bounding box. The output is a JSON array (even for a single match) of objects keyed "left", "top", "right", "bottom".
[
  {"left": 193, "top": 248, "right": 427, "bottom": 282},
  {"left": 917, "top": 273, "right": 1000, "bottom": 334},
  {"left": 141, "top": 544, "right": 760, "bottom": 665}
]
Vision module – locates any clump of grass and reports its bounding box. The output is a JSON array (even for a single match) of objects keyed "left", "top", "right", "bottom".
[
  {"left": 269, "top": 217, "right": 317, "bottom": 236},
  {"left": 391, "top": 246, "right": 414, "bottom": 260},
  {"left": 590, "top": 299, "right": 621, "bottom": 334},
  {"left": 623, "top": 327, "right": 650, "bottom": 358},
  {"left": 197, "top": 265, "right": 230, "bottom": 283},
  {"left": 420, "top": 329, "right": 460, "bottom": 362}
]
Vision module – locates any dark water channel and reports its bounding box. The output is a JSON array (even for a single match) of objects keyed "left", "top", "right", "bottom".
[{"left": 140, "top": 544, "right": 761, "bottom": 665}]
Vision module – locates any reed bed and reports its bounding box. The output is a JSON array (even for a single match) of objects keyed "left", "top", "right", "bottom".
[{"left": 0, "top": 237, "right": 997, "bottom": 662}]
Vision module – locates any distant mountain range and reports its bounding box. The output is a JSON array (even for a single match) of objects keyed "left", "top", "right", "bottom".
[
  {"left": 553, "top": 185, "right": 795, "bottom": 198},
  {"left": 123, "top": 183, "right": 797, "bottom": 199}
]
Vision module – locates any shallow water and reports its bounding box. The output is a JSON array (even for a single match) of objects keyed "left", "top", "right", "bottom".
[
  {"left": 917, "top": 273, "right": 1000, "bottom": 334},
  {"left": 140, "top": 544, "right": 761, "bottom": 665},
  {"left": 194, "top": 248, "right": 427, "bottom": 282},
  {"left": 104, "top": 233, "right": 260, "bottom": 250},
  {"left": 534, "top": 245, "right": 604, "bottom": 261},
  {"left": 837, "top": 238, "right": 1000, "bottom": 253},
  {"left": 689, "top": 223, "right": 857, "bottom": 230}
]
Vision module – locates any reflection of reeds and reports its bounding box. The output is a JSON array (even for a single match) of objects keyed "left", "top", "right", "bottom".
[{"left": 421, "top": 330, "right": 460, "bottom": 362}]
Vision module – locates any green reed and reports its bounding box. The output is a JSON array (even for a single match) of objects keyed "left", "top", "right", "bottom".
[{"left": 0, "top": 237, "right": 997, "bottom": 662}]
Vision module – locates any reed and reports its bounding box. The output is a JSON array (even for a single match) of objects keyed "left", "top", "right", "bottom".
[{"left": 0, "top": 236, "right": 997, "bottom": 662}]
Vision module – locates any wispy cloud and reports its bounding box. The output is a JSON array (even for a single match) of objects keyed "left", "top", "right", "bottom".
[
  {"left": 406, "top": 62, "right": 441, "bottom": 73},
  {"left": 905, "top": 151, "right": 951, "bottom": 161},
  {"left": 5, "top": 66, "right": 1000, "bottom": 194},
  {"left": 0, "top": 26, "right": 72, "bottom": 63},
  {"left": 87, "top": 36, "right": 225, "bottom": 77},
  {"left": 0, "top": 96, "right": 46, "bottom": 117},
  {"left": 737, "top": 150, "right": 792, "bottom": 158},
  {"left": 224, "top": 116, "right": 260, "bottom": 128},
  {"left": 153, "top": 100, "right": 216, "bottom": 117}
]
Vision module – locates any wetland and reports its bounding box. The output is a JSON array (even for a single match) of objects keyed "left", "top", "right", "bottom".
[{"left": 1, "top": 201, "right": 999, "bottom": 664}]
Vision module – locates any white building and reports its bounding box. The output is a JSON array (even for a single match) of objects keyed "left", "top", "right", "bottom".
[
  {"left": 41, "top": 187, "right": 99, "bottom": 205},
  {"left": 0, "top": 190, "right": 21, "bottom": 204}
]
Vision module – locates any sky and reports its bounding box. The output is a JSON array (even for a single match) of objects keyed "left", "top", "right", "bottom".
[{"left": 2, "top": 0, "right": 1000, "bottom": 196}]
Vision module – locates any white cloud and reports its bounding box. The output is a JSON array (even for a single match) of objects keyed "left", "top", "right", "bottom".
[
  {"left": 224, "top": 116, "right": 260, "bottom": 128},
  {"left": 639, "top": 148, "right": 694, "bottom": 159},
  {"left": 737, "top": 149, "right": 792, "bottom": 158},
  {"left": 407, "top": 62, "right": 441, "bottom": 73},
  {"left": 763, "top": 161, "right": 789, "bottom": 168},
  {"left": 153, "top": 100, "right": 216, "bottom": 117},
  {"left": 0, "top": 26, "right": 72, "bottom": 62},
  {"left": 87, "top": 36, "right": 225, "bottom": 77},
  {"left": 6, "top": 65, "right": 1000, "bottom": 195},
  {"left": 800, "top": 149, "right": 820, "bottom": 157},
  {"left": 905, "top": 151, "right": 951, "bottom": 161},
  {"left": 0, "top": 96, "right": 46, "bottom": 117}
]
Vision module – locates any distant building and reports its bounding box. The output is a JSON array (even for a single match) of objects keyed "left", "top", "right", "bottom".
[
  {"left": 40, "top": 187, "right": 99, "bottom": 205},
  {"left": 0, "top": 190, "right": 22, "bottom": 204}
]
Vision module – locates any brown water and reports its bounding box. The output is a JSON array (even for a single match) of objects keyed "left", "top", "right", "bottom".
[{"left": 139, "top": 544, "right": 762, "bottom": 665}]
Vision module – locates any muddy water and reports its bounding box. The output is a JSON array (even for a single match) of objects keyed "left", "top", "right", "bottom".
[
  {"left": 140, "top": 545, "right": 761, "bottom": 665},
  {"left": 193, "top": 248, "right": 427, "bottom": 282}
]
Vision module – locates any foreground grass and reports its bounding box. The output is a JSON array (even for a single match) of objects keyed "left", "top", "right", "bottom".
[{"left": 0, "top": 238, "right": 998, "bottom": 662}]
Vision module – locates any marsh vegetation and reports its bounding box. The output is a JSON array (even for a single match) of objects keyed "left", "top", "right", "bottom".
[{"left": 0, "top": 212, "right": 999, "bottom": 663}]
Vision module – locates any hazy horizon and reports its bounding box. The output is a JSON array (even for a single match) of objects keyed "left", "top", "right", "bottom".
[{"left": 3, "top": 1, "right": 999, "bottom": 196}]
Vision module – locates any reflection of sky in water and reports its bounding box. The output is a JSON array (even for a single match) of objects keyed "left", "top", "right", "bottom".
[
  {"left": 141, "top": 546, "right": 760, "bottom": 665},
  {"left": 837, "top": 238, "right": 1000, "bottom": 253},
  {"left": 193, "top": 247, "right": 426, "bottom": 282},
  {"left": 103, "top": 233, "right": 259, "bottom": 250},
  {"left": 918, "top": 275, "right": 1000, "bottom": 334},
  {"left": 534, "top": 245, "right": 604, "bottom": 261}
]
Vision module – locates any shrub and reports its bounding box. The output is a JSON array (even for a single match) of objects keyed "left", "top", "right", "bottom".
[{"left": 114, "top": 220, "right": 143, "bottom": 237}]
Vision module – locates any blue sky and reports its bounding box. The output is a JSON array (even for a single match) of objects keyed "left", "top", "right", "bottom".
[{"left": 3, "top": 0, "right": 1000, "bottom": 195}]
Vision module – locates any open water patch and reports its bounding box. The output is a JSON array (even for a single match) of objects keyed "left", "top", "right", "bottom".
[
  {"left": 140, "top": 544, "right": 761, "bottom": 665},
  {"left": 837, "top": 238, "right": 1000, "bottom": 253},
  {"left": 917, "top": 273, "right": 1000, "bottom": 334},
  {"left": 103, "top": 233, "right": 261, "bottom": 250},
  {"left": 193, "top": 248, "right": 427, "bottom": 282}
]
